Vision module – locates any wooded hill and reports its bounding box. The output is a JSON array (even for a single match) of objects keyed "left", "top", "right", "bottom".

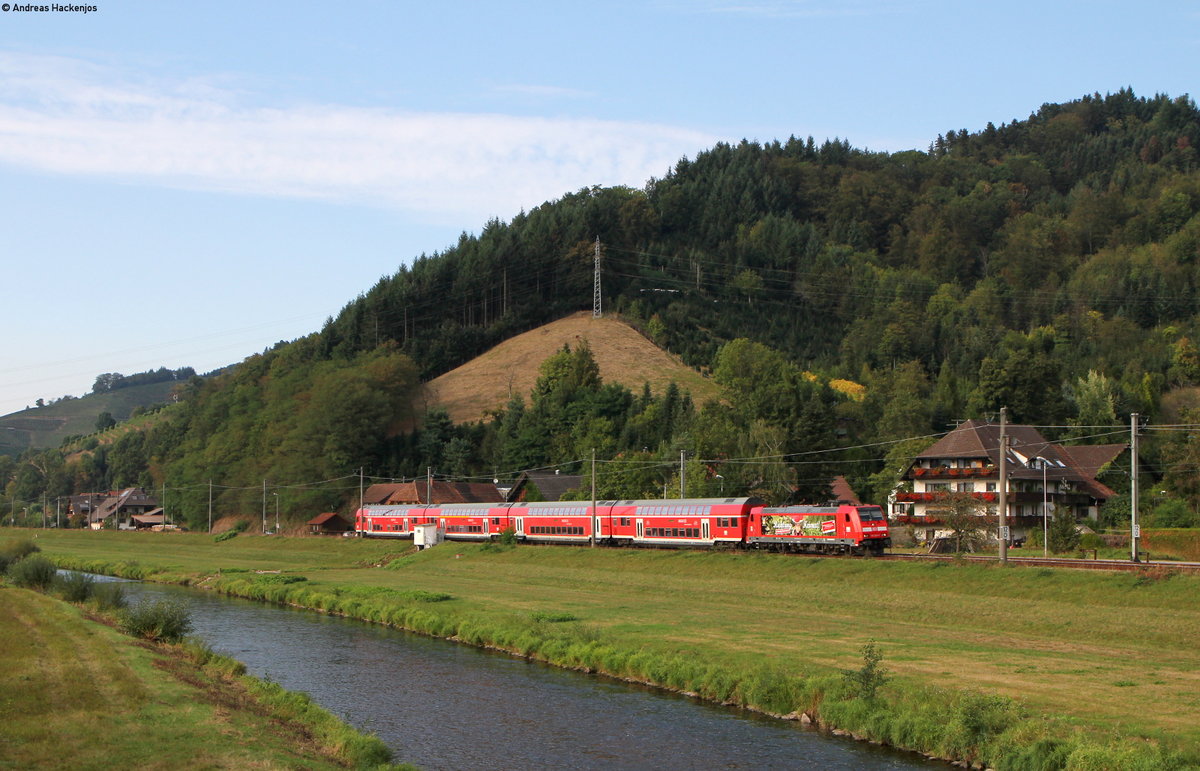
[{"left": 7, "top": 89, "right": 1200, "bottom": 530}]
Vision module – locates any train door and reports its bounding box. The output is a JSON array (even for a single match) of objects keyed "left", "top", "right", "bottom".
[
  {"left": 515, "top": 517, "right": 524, "bottom": 536},
  {"left": 702, "top": 520, "right": 711, "bottom": 540},
  {"left": 636, "top": 519, "right": 644, "bottom": 540}
]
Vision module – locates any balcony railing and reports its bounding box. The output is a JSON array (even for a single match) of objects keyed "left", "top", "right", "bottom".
[
  {"left": 895, "top": 491, "right": 998, "bottom": 503},
  {"left": 910, "top": 467, "right": 994, "bottom": 478},
  {"left": 893, "top": 514, "right": 1046, "bottom": 527}
]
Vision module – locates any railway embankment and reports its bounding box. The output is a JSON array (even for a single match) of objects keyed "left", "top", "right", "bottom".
[{"left": 36, "top": 529, "right": 1200, "bottom": 770}]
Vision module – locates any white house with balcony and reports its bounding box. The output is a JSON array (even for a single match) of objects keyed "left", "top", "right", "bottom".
[{"left": 893, "top": 419, "right": 1125, "bottom": 544}]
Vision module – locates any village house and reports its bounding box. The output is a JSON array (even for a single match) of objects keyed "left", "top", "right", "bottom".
[
  {"left": 67, "top": 487, "right": 160, "bottom": 530},
  {"left": 892, "top": 419, "right": 1125, "bottom": 544},
  {"left": 505, "top": 470, "right": 584, "bottom": 503},
  {"left": 361, "top": 480, "right": 504, "bottom": 506}
]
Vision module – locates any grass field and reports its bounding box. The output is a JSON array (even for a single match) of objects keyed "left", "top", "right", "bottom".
[
  {"left": 28, "top": 528, "right": 1200, "bottom": 768},
  {"left": 0, "top": 581, "right": 404, "bottom": 770}
]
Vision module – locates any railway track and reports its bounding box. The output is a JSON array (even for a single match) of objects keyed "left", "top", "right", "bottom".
[{"left": 878, "top": 552, "right": 1200, "bottom": 573}]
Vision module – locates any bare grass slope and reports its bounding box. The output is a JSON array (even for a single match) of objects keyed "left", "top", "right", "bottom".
[{"left": 414, "top": 312, "right": 722, "bottom": 425}]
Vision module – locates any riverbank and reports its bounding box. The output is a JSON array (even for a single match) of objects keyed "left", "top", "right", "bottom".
[
  {"left": 33, "top": 529, "right": 1200, "bottom": 769},
  {"left": 0, "top": 571, "right": 411, "bottom": 770}
]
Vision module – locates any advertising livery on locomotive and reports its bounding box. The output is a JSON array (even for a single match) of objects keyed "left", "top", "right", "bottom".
[{"left": 356, "top": 497, "right": 890, "bottom": 555}]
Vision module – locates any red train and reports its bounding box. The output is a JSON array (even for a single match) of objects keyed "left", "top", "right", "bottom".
[{"left": 355, "top": 497, "right": 891, "bottom": 555}]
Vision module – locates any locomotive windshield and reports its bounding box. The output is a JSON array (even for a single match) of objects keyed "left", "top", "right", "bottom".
[{"left": 858, "top": 506, "right": 885, "bottom": 521}]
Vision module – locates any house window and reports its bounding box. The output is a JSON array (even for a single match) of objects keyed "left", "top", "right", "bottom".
[
  {"left": 957, "top": 482, "right": 975, "bottom": 493},
  {"left": 986, "top": 483, "right": 997, "bottom": 492}
]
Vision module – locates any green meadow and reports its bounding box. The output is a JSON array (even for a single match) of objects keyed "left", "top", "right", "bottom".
[
  {"left": 30, "top": 529, "right": 1200, "bottom": 769},
  {"left": 0, "top": 579, "right": 406, "bottom": 770}
]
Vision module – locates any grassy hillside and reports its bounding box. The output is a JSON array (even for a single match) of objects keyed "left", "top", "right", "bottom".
[
  {"left": 0, "top": 381, "right": 177, "bottom": 456},
  {"left": 414, "top": 311, "right": 723, "bottom": 425}
]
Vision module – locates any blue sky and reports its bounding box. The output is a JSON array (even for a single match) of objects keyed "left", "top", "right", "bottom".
[{"left": 0, "top": 1, "right": 1195, "bottom": 416}]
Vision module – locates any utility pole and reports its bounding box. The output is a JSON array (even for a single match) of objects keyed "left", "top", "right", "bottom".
[
  {"left": 1131, "top": 413, "right": 1140, "bottom": 562},
  {"left": 426, "top": 467, "right": 432, "bottom": 505},
  {"left": 55, "top": 496, "right": 60, "bottom": 529},
  {"left": 590, "top": 449, "right": 597, "bottom": 549},
  {"left": 208, "top": 480, "right": 213, "bottom": 534},
  {"left": 359, "top": 467, "right": 365, "bottom": 517},
  {"left": 998, "top": 407, "right": 1009, "bottom": 564},
  {"left": 1042, "top": 461, "right": 1049, "bottom": 558},
  {"left": 592, "top": 236, "right": 602, "bottom": 319},
  {"left": 161, "top": 483, "right": 166, "bottom": 528},
  {"left": 261, "top": 479, "right": 267, "bottom": 534},
  {"left": 680, "top": 450, "right": 686, "bottom": 498}
]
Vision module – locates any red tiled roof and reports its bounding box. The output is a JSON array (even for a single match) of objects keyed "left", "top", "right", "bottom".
[
  {"left": 363, "top": 481, "right": 503, "bottom": 505},
  {"left": 307, "top": 512, "right": 346, "bottom": 526},
  {"left": 830, "top": 475, "right": 861, "bottom": 505},
  {"left": 363, "top": 483, "right": 416, "bottom": 505}
]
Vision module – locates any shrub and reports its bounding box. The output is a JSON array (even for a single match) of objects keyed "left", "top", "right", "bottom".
[
  {"left": 7, "top": 554, "right": 58, "bottom": 590},
  {"left": 1148, "top": 499, "right": 1199, "bottom": 528},
  {"left": 844, "top": 639, "right": 889, "bottom": 701},
  {"left": 1047, "top": 511, "right": 1081, "bottom": 553},
  {"left": 91, "top": 581, "right": 127, "bottom": 611},
  {"left": 213, "top": 530, "right": 239, "bottom": 543},
  {"left": 2, "top": 539, "right": 41, "bottom": 560},
  {"left": 120, "top": 599, "right": 193, "bottom": 643},
  {"left": 499, "top": 527, "right": 517, "bottom": 546},
  {"left": 531, "top": 611, "right": 578, "bottom": 623},
  {"left": 54, "top": 571, "right": 96, "bottom": 603}
]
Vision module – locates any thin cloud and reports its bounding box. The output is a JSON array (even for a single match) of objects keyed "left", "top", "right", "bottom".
[
  {"left": 0, "top": 52, "right": 715, "bottom": 223},
  {"left": 490, "top": 83, "right": 593, "bottom": 100}
]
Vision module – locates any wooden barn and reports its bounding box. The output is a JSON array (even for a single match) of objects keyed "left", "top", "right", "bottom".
[{"left": 307, "top": 512, "right": 353, "bottom": 535}]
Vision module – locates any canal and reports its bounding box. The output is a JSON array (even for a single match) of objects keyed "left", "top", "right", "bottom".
[{"left": 108, "top": 577, "right": 939, "bottom": 769}]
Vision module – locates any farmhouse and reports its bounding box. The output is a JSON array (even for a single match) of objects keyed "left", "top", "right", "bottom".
[
  {"left": 506, "top": 470, "right": 584, "bottom": 502},
  {"left": 893, "top": 419, "right": 1125, "bottom": 543},
  {"left": 67, "top": 487, "right": 159, "bottom": 530},
  {"left": 362, "top": 480, "right": 503, "bottom": 506}
]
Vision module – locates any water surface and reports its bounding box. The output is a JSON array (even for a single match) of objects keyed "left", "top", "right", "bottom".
[{"left": 108, "top": 577, "right": 938, "bottom": 770}]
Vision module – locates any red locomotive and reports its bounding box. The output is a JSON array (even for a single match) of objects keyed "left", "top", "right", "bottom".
[{"left": 355, "top": 498, "right": 890, "bottom": 555}]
